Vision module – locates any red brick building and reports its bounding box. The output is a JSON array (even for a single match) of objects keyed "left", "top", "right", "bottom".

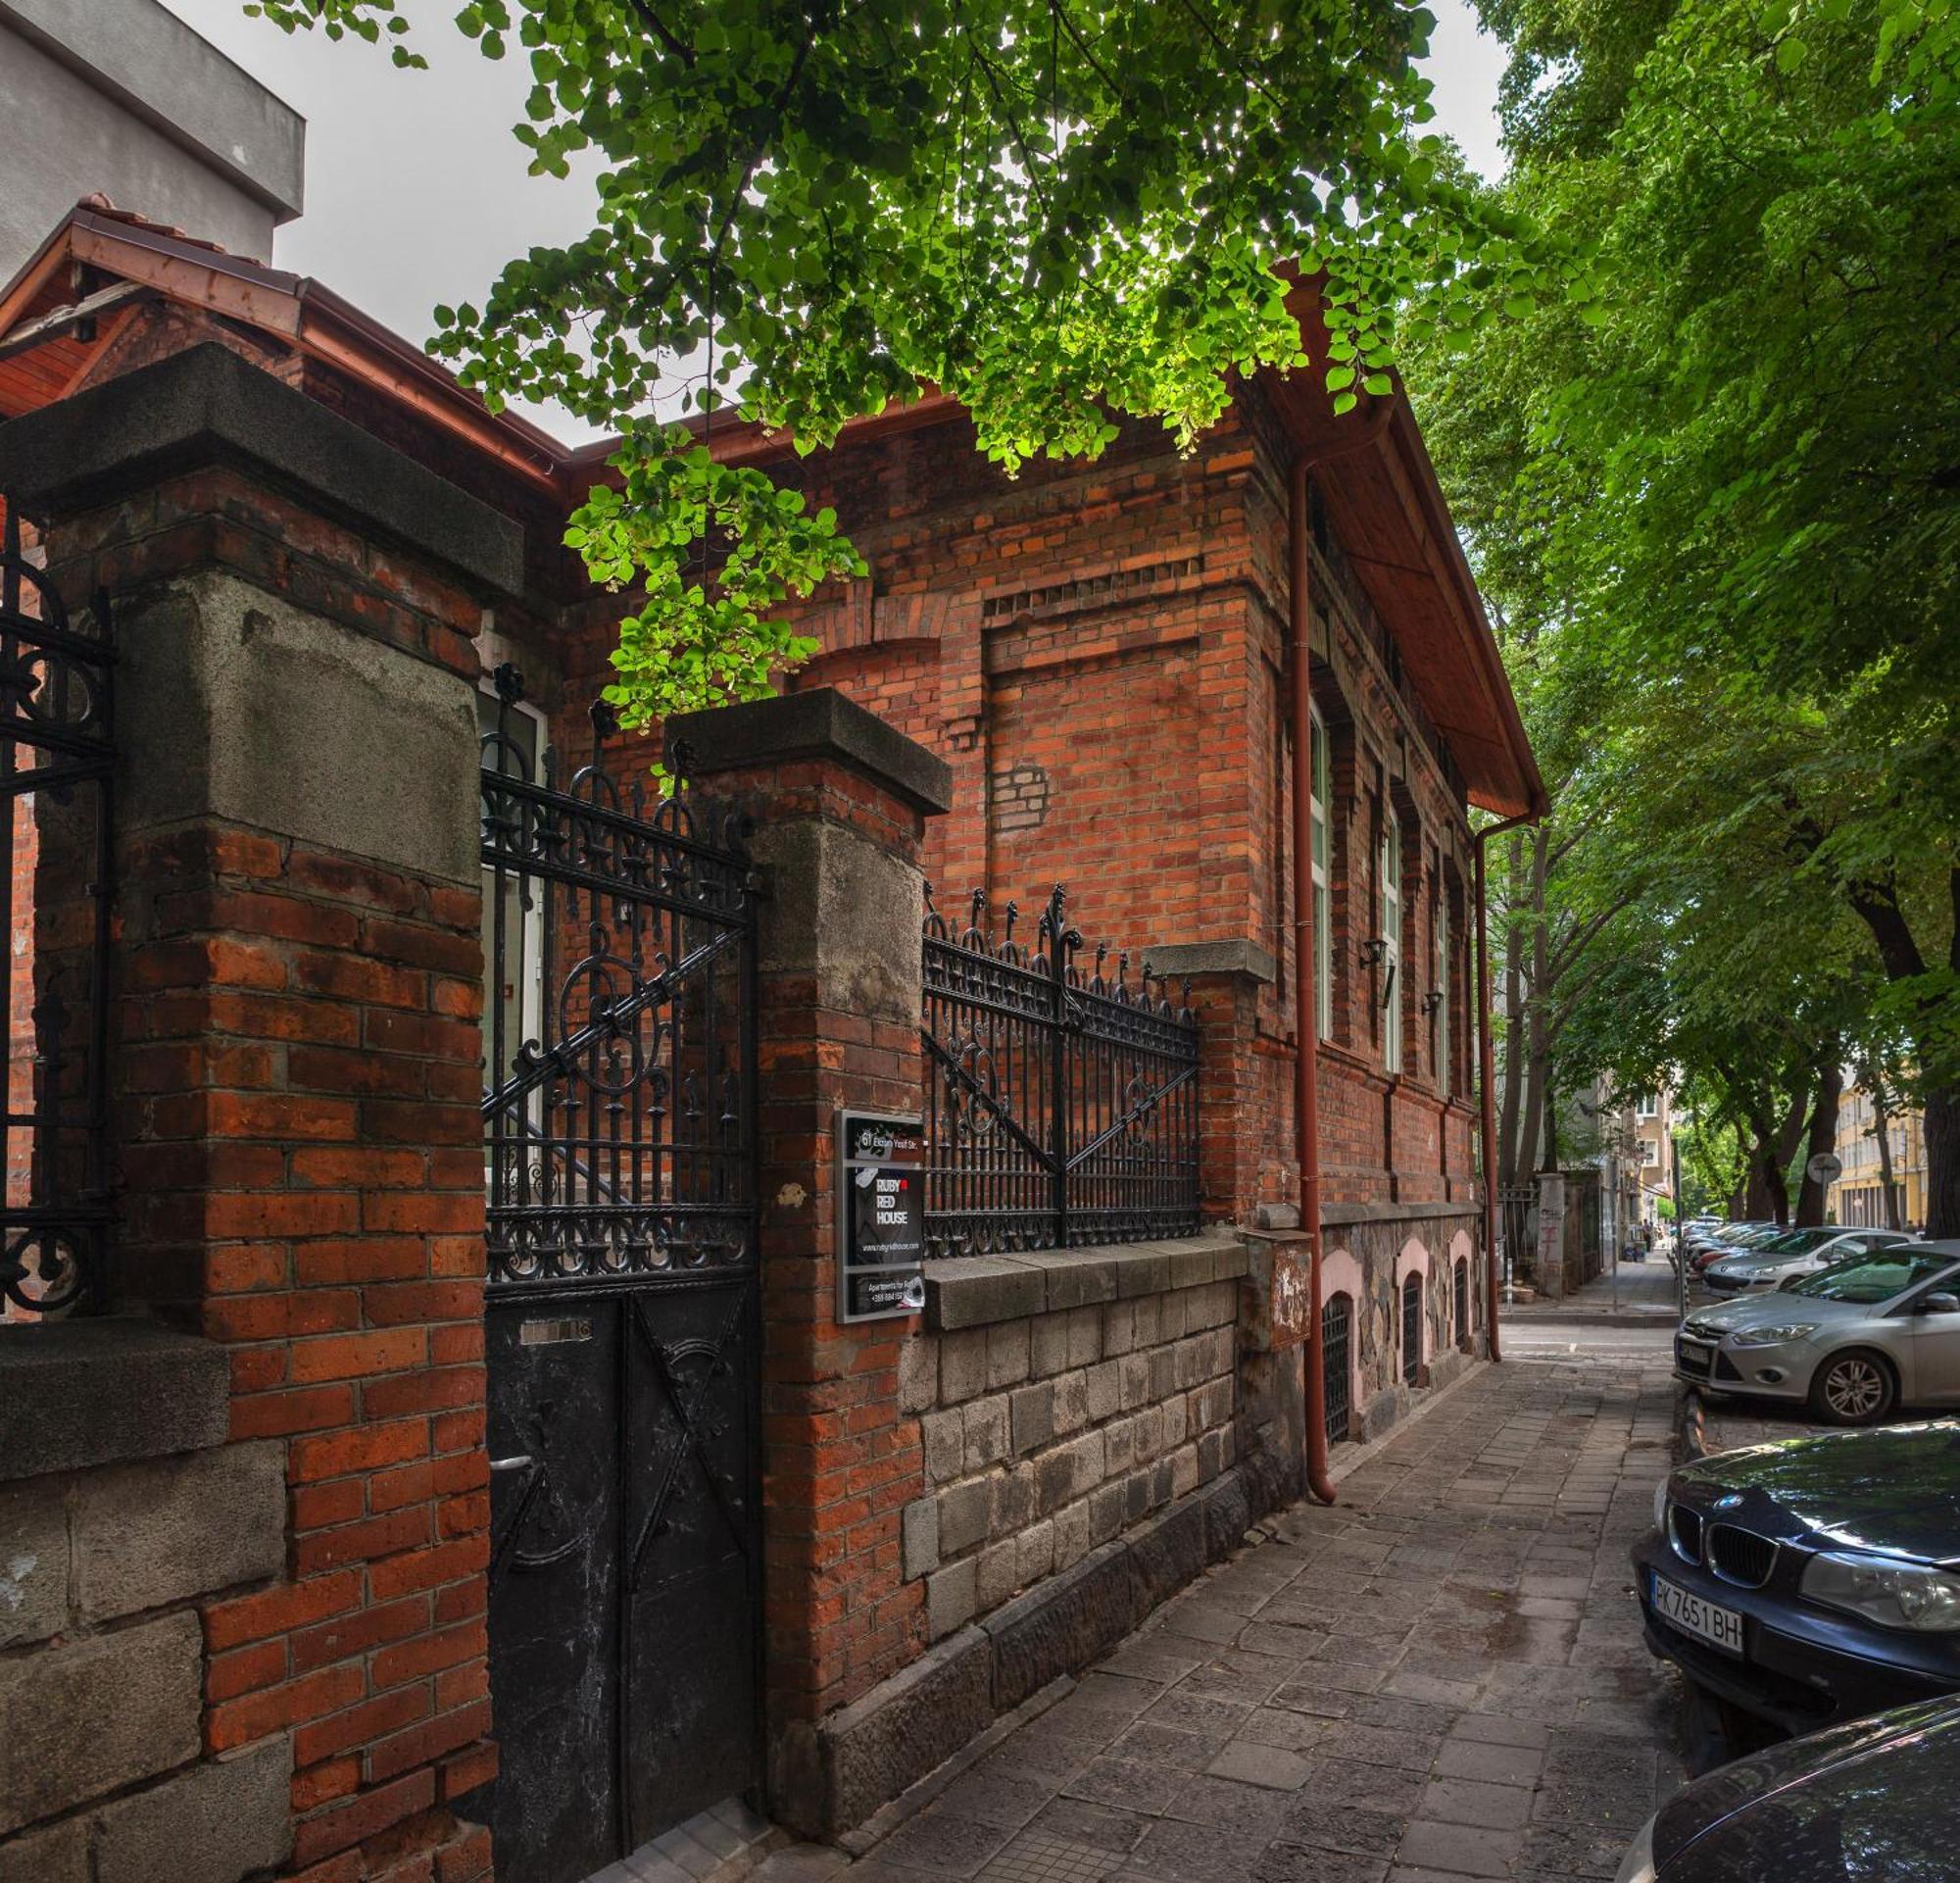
[{"left": 0, "top": 204, "right": 1542, "bottom": 1883}]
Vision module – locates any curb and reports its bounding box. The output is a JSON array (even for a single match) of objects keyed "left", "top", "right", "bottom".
[
  {"left": 1674, "top": 1385, "right": 1707, "bottom": 1462},
  {"left": 1504, "top": 1313, "right": 1677, "bottom": 1329}
]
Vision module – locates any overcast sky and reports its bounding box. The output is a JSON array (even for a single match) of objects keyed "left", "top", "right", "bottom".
[{"left": 160, "top": 0, "right": 1510, "bottom": 445}]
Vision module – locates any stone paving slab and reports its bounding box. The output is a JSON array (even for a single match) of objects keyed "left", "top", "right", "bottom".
[{"left": 847, "top": 1353, "right": 1687, "bottom": 1883}]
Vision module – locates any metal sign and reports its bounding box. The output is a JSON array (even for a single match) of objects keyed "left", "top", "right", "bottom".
[
  {"left": 838, "top": 1112, "right": 927, "bottom": 1322},
  {"left": 1807, "top": 1152, "right": 1843, "bottom": 1185}
]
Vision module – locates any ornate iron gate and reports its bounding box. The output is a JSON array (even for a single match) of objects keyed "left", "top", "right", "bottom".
[
  {"left": 1322, "top": 1293, "right": 1351, "bottom": 1443},
  {"left": 1401, "top": 1273, "right": 1423, "bottom": 1387},
  {"left": 0, "top": 506, "right": 113, "bottom": 1321},
  {"left": 920, "top": 884, "right": 1200, "bottom": 1257},
  {"left": 477, "top": 672, "right": 760, "bottom": 1883}
]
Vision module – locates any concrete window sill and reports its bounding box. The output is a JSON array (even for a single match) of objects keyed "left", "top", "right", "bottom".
[{"left": 922, "top": 1233, "right": 1247, "bottom": 1331}]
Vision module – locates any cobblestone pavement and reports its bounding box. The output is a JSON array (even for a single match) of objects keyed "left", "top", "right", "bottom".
[{"left": 845, "top": 1349, "right": 1688, "bottom": 1883}]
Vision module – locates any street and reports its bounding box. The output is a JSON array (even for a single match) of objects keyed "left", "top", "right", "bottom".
[{"left": 832, "top": 1330, "right": 1689, "bottom": 1883}]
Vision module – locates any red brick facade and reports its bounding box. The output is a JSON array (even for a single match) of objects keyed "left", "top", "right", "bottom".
[
  {"left": 31, "top": 462, "right": 496, "bottom": 1883},
  {"left": 714, "top": 392, "right": 1484, "bottom": 1230}
]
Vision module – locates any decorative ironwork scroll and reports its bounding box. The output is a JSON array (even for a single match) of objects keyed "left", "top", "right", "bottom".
[
  {"left": 921, "top": 882, "right": 1200, "bottom": 1258},
  {"left": 0, "top": 504, "right": 114, "bottom": 1317},
  {"left": 478, "top": 666, "right": 756, "bottom": 1292}
]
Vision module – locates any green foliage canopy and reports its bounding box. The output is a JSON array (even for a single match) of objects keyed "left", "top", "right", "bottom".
[
  {"left": 1413, "top": 0, "right": 1960, "bottom": 1225},
  {"left": 247, "top": 0, "right": 1572, "bottom": 733}
]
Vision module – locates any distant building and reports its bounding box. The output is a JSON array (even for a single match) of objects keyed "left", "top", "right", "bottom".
[
  {"left": 0, "top": 0, "right": 303, "bottom": 279},
  {"left": 1831, "top": 1081, "right": 1926, "bottom": 1230},
  {"left": 1620, "top": 1087, "right": 1676, "bottom": 1227}
]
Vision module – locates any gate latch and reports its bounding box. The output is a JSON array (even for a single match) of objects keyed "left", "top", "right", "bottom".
[{"left": 490, "top": 1454, "right": 533, "bottom": 1474}]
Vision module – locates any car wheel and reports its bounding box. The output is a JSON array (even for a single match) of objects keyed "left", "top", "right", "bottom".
[{"left": 1807, "top": 1349, "right": 1897, "bottom": 1425}]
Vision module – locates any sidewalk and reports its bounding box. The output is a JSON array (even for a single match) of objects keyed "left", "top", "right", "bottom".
[
  {"left": 827, "top": 1351, "right": 1686, "bottom": 1883},
  {"left": 1504, "top": 1260, "right": 1681, "bottom": 1325}
]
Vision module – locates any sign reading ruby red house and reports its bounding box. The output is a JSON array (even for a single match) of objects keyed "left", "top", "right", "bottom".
[{"left": 837, "top": 1112, "right": 927, "bottom": 1322}]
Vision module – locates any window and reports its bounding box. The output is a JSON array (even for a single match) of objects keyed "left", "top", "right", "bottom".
[
  {"left": 1309, "top": 708, "right": 1331, "bottom": 1041},
  {"left": 1432, "top": 886, "right": 1449, "bottom": 1095},
  {"left": 1637, "top": 1098, "right": 1659, "bottom": 1121},
  {"left": 1380, "top": 808, "right": 1402, "bottom": 1072},
  {"left": 478, "top": 687, "right": 548, "bottom": 1131}
]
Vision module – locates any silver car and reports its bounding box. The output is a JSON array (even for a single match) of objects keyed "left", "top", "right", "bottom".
[
  {"left": 1675, "top": 1242, "right": 1960, "bottom": 1425},
  {"left": 1703, "top": 1225, "right": 1913, "bottom": 1293}
]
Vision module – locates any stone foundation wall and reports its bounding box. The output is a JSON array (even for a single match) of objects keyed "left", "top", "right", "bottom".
[
  {"left": 897, "top": 1239, "right": 1248, "bottom": 1644},
  {"left": 0, "top": 1322, "right": 291, "bottom": 1883},
  {"left": 1319, "top": 1204, "right": 1483, "bottom": 1443},
  {"left": 790, "top": 1235, "right": 1281, "bottom": 1835}
]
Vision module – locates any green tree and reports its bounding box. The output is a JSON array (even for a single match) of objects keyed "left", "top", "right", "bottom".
[
  {"left": 1420, "top": 0, "right": 1960, "bottom": 1231},
  {"left": 248, "top": 0, "right": 1566, "bottom": 737}
]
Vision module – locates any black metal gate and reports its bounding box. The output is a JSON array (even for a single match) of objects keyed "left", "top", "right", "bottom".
[
  {"left": 1453, "top": 1258, "right": 1469, "bottom": 1349},
  {"left": 920, "top": 884, "right": 1200, "bottom": 1256},
  {"left": 1401, "top": 1273, "right": 1423, "bottom": 1387},
  {"left": 477, "top": 672, "right": 760, "bottom": 1883},
  {"left": 0, "top": 507, "right": 113, "bottom": 1321},
  {"left": 1322, "top": 1293, "right": 1351, "bottom": 1443}
]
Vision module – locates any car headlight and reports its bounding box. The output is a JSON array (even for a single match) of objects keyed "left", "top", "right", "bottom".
[
  {"left": 1728, "top": 1323, "right": 1819, "bottom": 1347},
  {"left": 1800, "top": 1552, "right": 1960, "bottom": 1631},
  {"left": 1613, "top": 1812, "right": 1657, "bottom": 1883}
]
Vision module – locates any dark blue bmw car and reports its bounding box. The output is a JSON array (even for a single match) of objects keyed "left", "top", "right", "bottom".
[{"left": 1634, "top": 1421, "right": 1960, "bottom": 1736}]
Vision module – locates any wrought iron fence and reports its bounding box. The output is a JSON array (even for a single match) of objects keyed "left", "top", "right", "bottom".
[
  {"left": 920, "top": 883, "right": 1200, "bottom": 1258},
  {"left": 1497, "top": 1182, "right": 1536, "bottom": 1286},
  {"left": 0, "top": 503, "right": 114, "bottom": 1318},
  {"left": 478, "top": 669, "right": 756, "bottom": 1290}
]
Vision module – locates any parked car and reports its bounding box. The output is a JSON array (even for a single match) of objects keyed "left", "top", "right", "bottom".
[
  {"left": 1675, "top": 1242, "right": 1960, "bottom": 1422},
  {"left": 1634, "top": 1415, "right": 1960, "bottom": 1744},
  {"left": 1689, "top": 1224, "right": 1787, "bottom": 1274},
  {"left": 1703, "top": 1226, "right": 1913, "bottom": 1294},
  {"left": 1682, "top": 1218, "right": 1754, "bottom": 1260},
  {"left": 1613, "top": 1697, "right": 1960, "bottom": 1881}
]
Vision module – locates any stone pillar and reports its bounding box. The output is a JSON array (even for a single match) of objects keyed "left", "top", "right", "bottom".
[
  {"left": 665, "top": 690, "right": 951, "bottom": 1837},
  {"left": 0, "top": 344, "right": 514, "bottom": 1882}
]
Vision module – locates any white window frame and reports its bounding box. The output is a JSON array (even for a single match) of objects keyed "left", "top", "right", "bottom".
[
  {"left": 1380, "top": 808, "right": 1402, "bottom": 1074},
  {"left": 1433, "top": 886, "right": 1449, "bottom": 1096},
  {"left": 1310, "top": 707, "right": 1331, "bottom": 1042},
  {"left": 478, "top": 686, "right": 550, "bottom": 1157}
]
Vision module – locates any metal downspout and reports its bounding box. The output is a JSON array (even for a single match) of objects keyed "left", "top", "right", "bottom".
[{"left": 1289, "top": 455, "right": 1340, "bottom": 1506}]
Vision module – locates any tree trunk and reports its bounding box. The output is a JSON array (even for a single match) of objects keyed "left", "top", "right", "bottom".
[
  {"left": 1866, "top": 1064, "right": 1902, "bottom": 1231},
  {"left": 1498, "top": 833, "right": 1527, "bottom": 1185},
  {"left": 1928, "top": 1087, "right": 1959, "bottom": 1239},
  {"left": 1842, "top": 867, "right": 1958, "bottom": 1238},
  {"left": 1793, "top": 1060, "right": 1843, "bottom": 1228},
  {"left": 1740, "top": 1083, "right": 1809, "bottom": 1224},
  {"left": 1516, "top": 828, "right": 1551, "bottom": 1178}
]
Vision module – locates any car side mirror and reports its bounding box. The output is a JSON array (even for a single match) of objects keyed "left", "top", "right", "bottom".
[{"left": 1919, "top": 1293, "right": 1960, "bottom": 1315}]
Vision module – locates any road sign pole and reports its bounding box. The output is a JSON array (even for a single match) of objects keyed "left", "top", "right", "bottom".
[{"left": 1672, "top": 1137, "right": 1687, "bottom": 1323}]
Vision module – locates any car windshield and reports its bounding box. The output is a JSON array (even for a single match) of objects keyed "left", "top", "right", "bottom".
[
  {"left": 1786, "top": 1255, "right": 1960, "bottom": 1304},
  {"left": 1750, "top": 1228, "right": 1837, "bottom": 1257}
]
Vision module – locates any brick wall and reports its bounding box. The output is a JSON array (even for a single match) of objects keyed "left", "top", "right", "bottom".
[
  {"left": 726, "top": 396, "right": 1484, "bottom": 1239},
  {"left": 10, "top": 349, "right": 504, "bottom": 1883}
]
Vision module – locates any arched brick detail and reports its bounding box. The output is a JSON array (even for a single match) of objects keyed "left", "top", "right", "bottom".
[
  {"left": 1447, "top": 1227, "right": 1476, "bottom": 1336},
  {"left": 1394, "top": 1235, "right": 1432, "bottom": 1374},
  {"left": 1322, "top": 1245, "right": 1365, "bottom": 1417}
]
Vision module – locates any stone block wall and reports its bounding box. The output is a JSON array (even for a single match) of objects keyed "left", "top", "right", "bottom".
[
  {"left": 1318, "top": 1206, "right": 1483, "bottom": 1444},
  {"left": 898, "top": 1242, "right": 1246, "bottom": 1644},
  {"left": 0, "top": 1322, "right": 292, "bottom": 1883}
]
